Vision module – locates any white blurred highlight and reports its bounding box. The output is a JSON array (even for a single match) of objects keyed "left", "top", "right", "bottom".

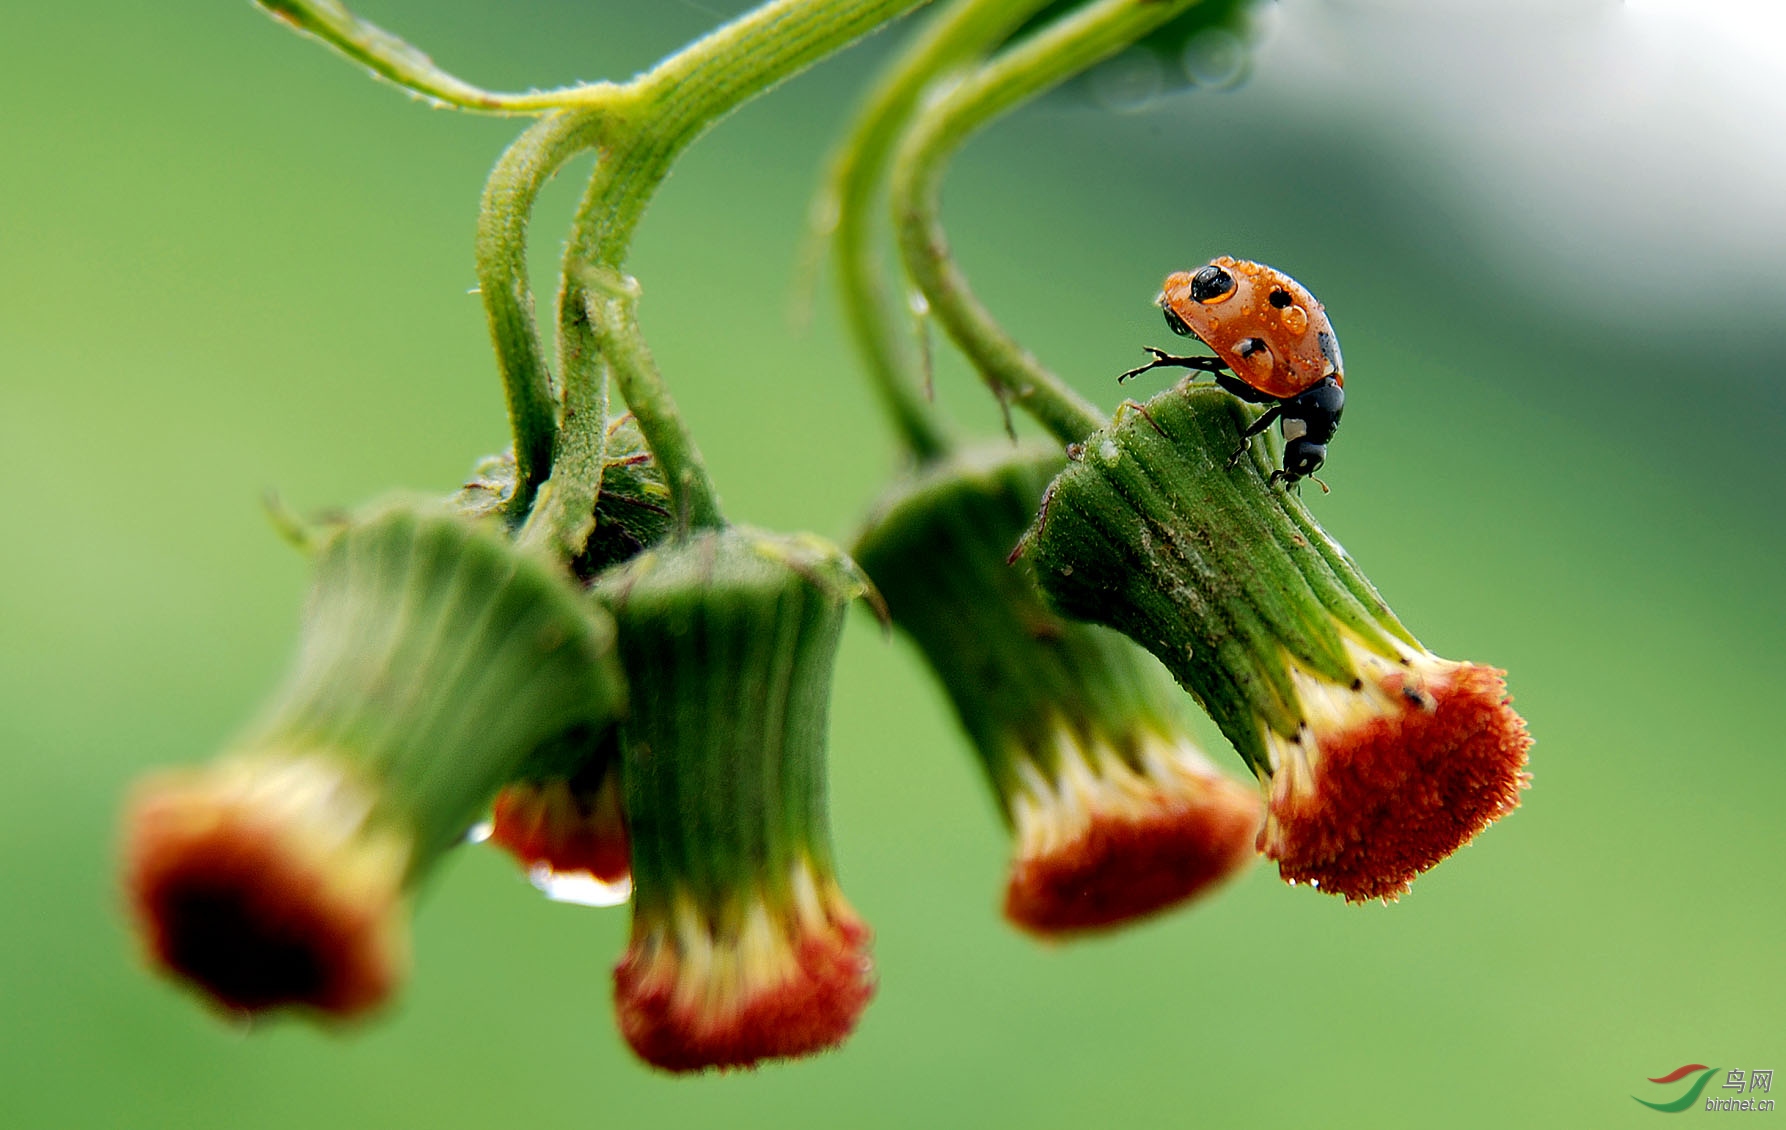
[{"left": 1224, "top": 0, "right": 1786, "bottom": 313}]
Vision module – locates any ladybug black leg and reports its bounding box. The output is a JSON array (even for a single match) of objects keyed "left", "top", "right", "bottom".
[
  {"left": 1225, "top": 403, "right": 1283, "bottom": 469},
  {"left": 1117, "top": 347, "right": 1229, "bottom": 383},
  {"left": 1267, "top": 467, "right": 1314, "bottom": 492}
]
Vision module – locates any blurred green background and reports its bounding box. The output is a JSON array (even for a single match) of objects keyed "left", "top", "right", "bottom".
[{"left": 2, "top": 2, "right": 1781, "bottom": 1127}]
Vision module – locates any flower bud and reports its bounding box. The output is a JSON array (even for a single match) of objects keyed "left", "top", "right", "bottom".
[
  {"left": 596, "top": 527, "right": 876, "bottom": 1071},
  {"left": 455, "top": 413, "right": 674, "bottom": 581},
  {"left": 467, "top": 417, "right": 669, "bottom": 897},
  {"left": 489, "top": 728, "right": 632, "bottom": 900},
  {"left": 854, "top": 443, "right": 1258, "bottom": 933},
  {"left": 1021, "top": 386, "right": 1531, "bottom": 901},
  {"left": 122, "top": 500, "right": 624, "bottom": 1017}
]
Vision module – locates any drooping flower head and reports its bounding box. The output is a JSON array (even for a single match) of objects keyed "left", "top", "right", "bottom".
[
  {"left": 122, "top": 500, "right": 624, "bottom": 1017},
  {"left": 489, "top": 741, "right": 631, "bottom": 895},
  {"left": 467, "top": 417, "right": 671, "bottom": 899},
  {"left": 595, "top": 527, "right": 877, "bottom": 1071},
  {"left": 1021, "top": 385, "right": 1531, "bottom": 901},
  {"left": 125, "top": 754, "right": 410, "bottom": 1018},
  {"left": 854, "top": 443, "right": 1258, "bottom": 933}
]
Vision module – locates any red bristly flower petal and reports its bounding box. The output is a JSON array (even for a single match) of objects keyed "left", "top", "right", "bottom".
[
  {"left": 613, "top": 868, "right": 875, "bottom": 1072},
  {"left": 490, "top": 779, "right": 630, "bottom": 885},
  {"left": 1003, "top": 736, "right": 1260, "bottom": 934},
  {"left": 122, "top": 758, "right": 410, "bottom": 1018},
  {"left": 1260, "top": 660, "right": 1531, "bottom": 902}
]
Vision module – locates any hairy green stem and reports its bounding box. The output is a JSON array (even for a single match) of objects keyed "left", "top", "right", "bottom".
[
  {"left": 269, "top": 0, "right": 935, "bottom": 550},
  {"left": 892, "top": 0, "right": 1206, "bottom": 446},
  {"left": 579, "top": 274, "right": 717, "bottom": 533},
  {"left": 544, "top": 0, "right": 934, "bottom": 537},
  {"left": 256, "top": 0, "right": 627, "bottom": 113},
  {"left": 478, "top": 112, "right": 615, "bottom": 517},
  {"left": 822, "top": 0, "right": 1048, "bottom": 461},
  {"left": 820, "top": 0, "right": 1059, "bottom": 462}
]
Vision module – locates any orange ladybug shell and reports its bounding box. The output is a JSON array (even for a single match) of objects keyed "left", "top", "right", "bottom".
[{"left": 1159, "top": 257, "right": 1344, "bottom": 400}]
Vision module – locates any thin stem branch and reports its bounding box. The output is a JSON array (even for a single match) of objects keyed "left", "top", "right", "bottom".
[
  {"left": 271, "top": 0, "right": 936, "bottom": 550},
  {"left": 892, "top": 0, "right": 1205, "bottom": 446},
  {"left": 540, "top": 0, "right": 934, "bottom": 538},
  {"left": 818, "top": 0, "right": 1057, "bottom": 463},
  {"left": 583, "top": 276, "right": 723, "bottom": 532},
  {"left": 547, "top": 125, "right": 715, "bottom": 538},
  {"left": 256, "top": 0, "right": 627, "bottom": 113},
  {"left": 478, "top": 111, "right": 616, "bottom": 517}
]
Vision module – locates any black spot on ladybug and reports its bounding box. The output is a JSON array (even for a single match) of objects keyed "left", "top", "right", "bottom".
[
  {"left": 1236, "top": 337, "right": 1268, "bottom": 358},
  {"left": 1268, "top": 288, "right": 1293, "bottom": 309},
  {"left": 1190, "top": 264, "right": 1235, "bottom": 303}
]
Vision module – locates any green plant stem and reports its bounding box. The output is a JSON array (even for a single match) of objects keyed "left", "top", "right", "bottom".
[
  {"left": 256, "top": 0, "right": 627, "bottom": 113},
  {"left": 270, "top": 0, "right": 935, "bottom": 550},
  {"left": 892, "top": 0, "right": 1205, "bottom": 446},
  {"left": 478, "top": 112, "right": 613, "bottom": 518},
  {"left": 542, "top": 0, "right": 935, "bottom": 537},
  {"left": 822, "top": 0, "right": 1058, "bottom": 463}
]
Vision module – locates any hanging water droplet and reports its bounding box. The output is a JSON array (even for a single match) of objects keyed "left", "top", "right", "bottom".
[
  {"left": 1180, "top": 29, "right": 1247, "bottom": 89},
  {"left": 1087, "top": 47, "right": 1165, "bottom": 114},
  {"left": 465, "top": 820, "right": 494, "bottom": 844},
  {"left": 528, "top": 864, "right": 632, "bottom": 907}
]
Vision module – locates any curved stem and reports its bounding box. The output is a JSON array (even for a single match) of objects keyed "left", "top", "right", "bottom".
[
  {"left": 583, "top": 274, "right": 723, "bottom": 533},
  {"left": 273, "top": 0, "right": 937, "bottom": 551},
  {"left": 478, "top": 111, "right": 617, "bottom": 516},
  {"left": 541, "top": 0, "right": 934, "bottom": 538},
  {"left": 257, "top": 0, "right": 627, "bottom": 114},
  {"left": 820, "top": 0, "right": 1057, "bottom": 463},
  {"left": 550, "top": 123, "right": 720, "bottom": 537},
  {"left": 892, "top": 0, "right": 1205, "bottom": 446}
]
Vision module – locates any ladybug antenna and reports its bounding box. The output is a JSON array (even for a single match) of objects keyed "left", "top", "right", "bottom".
[{"left": 1308, "top": 474, "right": 1331, "bottom": 495}]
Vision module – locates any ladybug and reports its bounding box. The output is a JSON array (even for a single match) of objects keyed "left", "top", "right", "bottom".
[{"left": 1119, "top": 256, "right": 1344, "bottom": 488}]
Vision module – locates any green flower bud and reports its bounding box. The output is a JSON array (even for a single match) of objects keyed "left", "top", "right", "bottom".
[
  {"left": 596, "top": 527, "right": 877, "bottom": 1072},
  {"left": 1020, "top": 385, "right": 1531, "bottom": 902},
  {"left": 854, "top": 442, "right": 1258, "bottom": 934},
  {"left": 462, "top": 415, "right": 669, "bottom": 901},
  {"left": 122, "top": 499, "right": 623, "bottom": 1018},
  {"left": 455, "top": 413, "right": 674, "bottom": 579}
]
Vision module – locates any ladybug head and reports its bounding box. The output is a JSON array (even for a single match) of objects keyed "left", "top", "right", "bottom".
[
  {"left": 1158, "top": 257, "right": 1343, "bottom": 401},
  {"left": 1281, "top": 439, "right": 1327, "bottom": 483},
  {"left": 1277, "top": 377, "right": 1344, "bottom": 486}
]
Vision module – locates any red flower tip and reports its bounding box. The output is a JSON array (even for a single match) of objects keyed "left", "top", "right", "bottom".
[
  {"left": 1258, "top": 647, "right": 1532, "bottom": 902},
  {"left": 490, "top": 776, "right": 630, "bottom": 886},
  {"left": 1004, "top": 732, "right": 1260, "bottom": 934},
  {"left": 122, "top": 755, "right": 410, "bottom": 1018},
  {"left": 614, "top": 862, "right": 874, "bottom": 1072}
]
